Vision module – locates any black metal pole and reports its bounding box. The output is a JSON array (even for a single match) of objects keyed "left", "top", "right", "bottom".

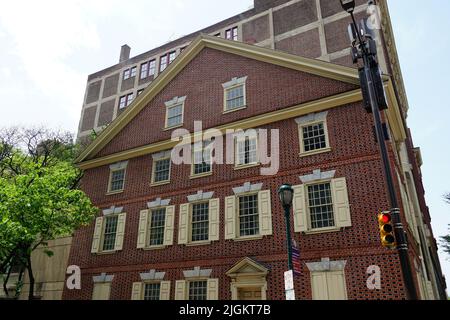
[
  {"left": 354, "top": 14, "right": 418, "bottom": 300},
  {"left": 284, "top": 206, "right": 293, "bottom": 271}
]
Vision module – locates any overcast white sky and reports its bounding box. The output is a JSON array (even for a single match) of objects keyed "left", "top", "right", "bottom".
[{"left": 0, "top": 0, "right": 449, "bottom": 295}]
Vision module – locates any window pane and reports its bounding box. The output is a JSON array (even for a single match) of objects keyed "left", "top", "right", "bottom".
[
  {"left": 130, "top": 66, "right": 137, "bottom": 77},
  {"left": 239, "top": 194, "right": 259, "bottom": 236},
  {"left": 226, "top": 85, "right": 245, "bottom": 110},
  {"left": 193, "top": 146, "right": 211, "bottom": 175},
  {"left": 119, "top": 96, "right": 127, "bottom": 109},
  {"left": 127, "top": 93, "right": 134, "bottom": 106},
  {"left": 140, "top": 63, "right": 148, "bottom": 79},
  {"left": 188, "top": 281, "right": 207, "bottom": 300},
  {"left": 236, "top": 136, "right": 257, "bottom": 166},
  {"left": 110, "top": 169, "right": 125, "bottom": 191},
  {"left": 144, "top": 283, "right": 161, "bottom": 300},
  {"left": 169, "top": 51, "right": 176, "bottom": 63},
  {"left": 102, "top": 215, "right": 118, "bottom": 251},
  {"left": 149, "top": 60, "right": 156, "bottom": 75},
  {"left": 308, "top": 183, "right": 334, "bottom": 229},
  {"left": 160, "top": 55, "right": 168, "bottom": 72},
  {"left": 123, "top": 69, "right": 130, "bottom": 80},
  {"left": 154, "top": 158, "right": 170, "bottom": 182},
  {"left": 302, "top": 123, "right": 327, "bottom": 152},
  {"left": 191, "top": 203, "right": 209, "bottom": 242},
  {"left": 149, "top": 208, "right": 166, "bottom": 246}
]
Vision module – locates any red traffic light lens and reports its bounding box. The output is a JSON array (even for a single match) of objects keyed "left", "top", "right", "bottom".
[{"left": 379, "top": 213, "right": 391, "bottom": 224}]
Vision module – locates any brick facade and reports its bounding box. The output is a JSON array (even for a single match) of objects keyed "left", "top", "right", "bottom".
[{"left": 65, "top": 46, "right": 426, "bottom": 300}]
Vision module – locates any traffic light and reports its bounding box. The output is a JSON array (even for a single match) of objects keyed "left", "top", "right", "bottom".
[{"left": 378, "top": 211, "right": 396, "bottom": 249}]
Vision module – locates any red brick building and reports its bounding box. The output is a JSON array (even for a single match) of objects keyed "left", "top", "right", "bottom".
[{"left": 64, "top": 33, "right": 446, "bottom": 300}]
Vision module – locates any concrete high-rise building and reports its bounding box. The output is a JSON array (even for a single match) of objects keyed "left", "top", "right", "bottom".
[{"left": 57, "top": 0, "right": 446, "bottom": 300}]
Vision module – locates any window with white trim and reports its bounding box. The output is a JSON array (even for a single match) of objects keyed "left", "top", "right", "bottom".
[
  {"left": 307, "top": 182, "right": 335, "bottom": 230},
  {"left": 192, "top": 141, "right": 212, "bottom": 176},
  {"left": 91, "top": 212, "right": 127, "bottom": 254},
  {"left": 296, "top": 113, "right": 330, "bottom": 156},
  {"left": 108, "top": 168, "right": 126, "bottom": 192},
  {"left": 144, "top": 283, "right": 161, "bottom": 300},
  {"left": 293, "top": 177, "right": 351, "bottom": 234},
  {"left": 166, "top": 103, "right": 183, "bottom": 128},
  {"left": 102, "top": 215, "right": 118, "bottom": 251},
  {"left": 224, "top": 190, "right": 272, "bottom": 241},
  {"left": 235, "top": 135, "right": 258, "bottom": 167},
  {"left": 191, "top": 202, "right": 209, "bottom": 242},
  {"left": 152, "top": 157, "right": 171, "bottom": 184},
  {"left": 223, "top": 76, "right": 247, "bottom": 112},
  {"left": 188, "top": 281, "right": 207, "bottom": 300},
  {"left": 238, "top": 194, "right": 259, "bottom": 237},
  {"left": 148, "top": 208, "right": 166, "bottom": 246}
]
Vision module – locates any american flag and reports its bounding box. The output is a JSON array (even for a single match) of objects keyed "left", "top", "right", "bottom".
[{"left": 292, "top": 240, "right": 301, "bottom": 276}]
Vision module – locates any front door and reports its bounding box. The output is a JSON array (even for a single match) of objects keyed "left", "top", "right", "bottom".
[{"left": 238, "top": 287, "right": 262, "bottom": 300}]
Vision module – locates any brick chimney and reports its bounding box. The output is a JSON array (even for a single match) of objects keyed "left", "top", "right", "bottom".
[{"left": 119, "top": 44, "right": 131, "bottom": 63}]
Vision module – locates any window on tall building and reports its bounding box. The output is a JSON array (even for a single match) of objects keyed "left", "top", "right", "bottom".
[
  {"left": 137, "top": 89, "right": 144, "bottom": 96},
  {"left": 188, "top": 281, "right": 208, "bottom": 300},
  {"left": 119, "top": 93, "right": 134, "bottom": 110},
  {"left": 108, "top": 168, "right": 126, "bottom": 192},
  {"left": 160, "top": 51, "right": 176, "bottom": 72},
  {"left": 123, "top": 66, "right": 137, "bottom": 80},
  {"left": 238, "top": 194, "right": 259, "bottom": 237},
  {"left": 137, "top": 204, "right": 175, "bottom": 249},
  {"left": 141, "top": 60, "right": 156, "bottom": 79},
  {"left": 225, "top": 27, "right": 238, "bottom": 41}
]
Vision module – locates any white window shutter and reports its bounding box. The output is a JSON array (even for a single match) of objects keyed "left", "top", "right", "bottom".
[
  {"left": 114, "top": 213, "right": 127, "bottom": 251},
  {"left": 91, "top": 217, "right": 104, "bottom": 253},
  {"left": 137, "top": 210, "right": 149, "bottom": 249},
  {"left": 131, "top": 282, "right": 143, "bottom": 300},
  {"left": 209, "top": 198, "right": 220, "bottom": 241},
  {"left": 224, "top": 196, "right": 236, "bottom": 240},
  {"left": 92, "top": 283, "right": 111, "bottom": 300},
  {"left": 331, "top": 178, "right": 352, "bottom": 228},
  {"left": 159, "top": 281, "right": 171, "bottom": 300},
  {"left": 293, "top": 185, "right": 308, "bottom": 232},
  {"left": 207, "top": 278, "right": 219, "bottom": 300},
  {"left": 311, "top": 272, "right": 328, "bottom": 300},
  {"left": 178, "top": 204, "right": 189, "bottom": 244},
  {"left": 164, "top": 205, "right": 175, "bottom": 246},
  {"left": 326, "top": 271, "right": 348, "bottom": 300},
  {"left": 258, "top": 190, "right": 272, "bottom": 236},
  {"left": 175, "top": 280, "right": 187, "bottom": 300}
]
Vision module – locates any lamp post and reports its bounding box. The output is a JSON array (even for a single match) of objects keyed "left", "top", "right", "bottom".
[
  {"left": 339, "top": 0, "right": 418, "bottom": 300},
  {"left": 278, "top": 184, "right": 294, "bottom": 271}
]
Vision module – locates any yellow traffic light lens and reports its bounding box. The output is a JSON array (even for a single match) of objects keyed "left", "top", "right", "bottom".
[{"left": 381, "top": 224, "right": 393, "bottom": 233}]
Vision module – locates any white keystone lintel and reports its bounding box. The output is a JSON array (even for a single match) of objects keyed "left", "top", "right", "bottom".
[
  {"left": 165, "top": 96, "right": 186, "bottom": 108},
  {"left": 93, "top": 273, "right": 114, "bottom": 283},
  {"left": 233, "top": 182, "right": 263, "bottom": 195},
  {"left": 187, "top": 190, "right": 214, "bottom": 203},
  {"left": 147, "top": 198, "right": 171, "bottom": 209},
  {"left": 306, "top": 258, "right": 347, "bottom": 272},
  {"left": 109, "top": 161, "right": 128, "bottom": 170},
  {"left": 140, "top": 269, "right": 166, "bottom": 281},
  {"left": 152, "top": 150, "right": 171, "bottom": 160},
  {"left": 299, "top": 169, "right": 336, "bottom": 184},
  {"left": 183, "top": 266, "right": 212, "bottom": 279},
  {"left": 103, "top": 206, "right": 124, "bottom": 216},
  {"left": 295, "top": 111, "right": 328, "bottom": 126},
  {"left": 222, "top": 76, "right": 248, "bottom": 89}
]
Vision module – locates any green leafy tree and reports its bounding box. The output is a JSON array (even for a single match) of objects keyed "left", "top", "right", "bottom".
[
  {"left": 0, "top": 127, "right": 97, "bottom": 299},
  {"left": 441, "top": 194, "right": 450, "bottom": 256}
]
